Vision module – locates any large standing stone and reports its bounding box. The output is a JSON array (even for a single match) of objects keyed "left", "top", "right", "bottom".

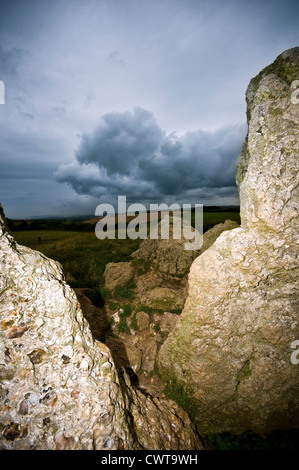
[
  {"left": 0, "top": 206, "right": 134, "bottom": 450},
  {"left": 0, "top": 204, "right": 204, "bottom": 450},
  {"left": 158, "top": 48, "right": 299, "bottom": 434}
]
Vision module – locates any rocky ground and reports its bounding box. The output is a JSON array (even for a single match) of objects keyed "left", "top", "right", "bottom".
[{"left": 98, "top": 218, "right": 239, "bottom": 397}]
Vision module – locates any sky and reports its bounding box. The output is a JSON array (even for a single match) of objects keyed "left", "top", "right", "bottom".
[{"left": 0, "top": 0, "right": 298, "bottom": 218}]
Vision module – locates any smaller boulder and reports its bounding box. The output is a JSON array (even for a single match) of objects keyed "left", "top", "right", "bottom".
[
  {"left": 160, "top": 312, "right": 180, "bottom": 335},
  {"left": 104, "top": 262, "right": 134, "bottom": 290},
  {"left": 136, "top": 311, "right": 150, "bottom": 331}
]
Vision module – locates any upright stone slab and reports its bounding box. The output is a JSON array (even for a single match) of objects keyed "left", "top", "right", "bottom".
[
  {"left": 0, "top": 204, "right": 135, "bottom": 449},
  {"left": 0, "top": 204, "right": 204, "bottom": 450},
  {"left": 158, "top": 48, "right": 299, "bottom": 434}
]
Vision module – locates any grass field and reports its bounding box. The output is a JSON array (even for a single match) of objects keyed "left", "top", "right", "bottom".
[
  {"left": 12, "top": 230, "right": 141, "bottom": 292},
  {"left": 12, "top": 210, "right": 240, "bottom": 296},
  {"left": 200, "top": 210, "right": 240, "bottom": 227}
]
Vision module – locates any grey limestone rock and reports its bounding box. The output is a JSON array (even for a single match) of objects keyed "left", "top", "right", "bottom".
[{"left": 0, "top": 205, "right": 135, "bottom": 450}]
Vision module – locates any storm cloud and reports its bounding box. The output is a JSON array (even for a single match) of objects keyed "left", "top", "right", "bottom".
[
  {"left": 1, "top": 0, "right": 298, "bottom": 217},
  {"left": 55, "top": 107, "right": 246, "bottom": 205}
]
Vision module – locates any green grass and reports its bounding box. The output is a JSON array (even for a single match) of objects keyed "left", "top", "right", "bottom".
[
  {"left": 113, "top": 279, "right": 136, "bottom": 300},
  {"left": 13, "top": 230, "right": 141, "bottom": 291},
  {"left": 119, "top": 305, "right": 132, "bottom": 317},
  {"left": 12, "top": 210, "right": 240, "bottom": 304},
  {"left": 108, "top": 302, "right": 121, "bottom": 311},
  {"left": 199, "top": 211, "right": 240, "bottom": 231},
  {"left": 130, "top": 312, "right": 139, "bottom": 331},
  {"left": 117, "top": 319, "right": 130, "bottom": 334},
  {"left": 131, "top": 257, "right": 152, "bottom": 275}
]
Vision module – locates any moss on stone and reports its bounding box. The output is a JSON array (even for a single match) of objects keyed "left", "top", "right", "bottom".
[
  {"left": 270, "top": 106, "right": 284, "bottom": 118},
  {"left": 148, "top": 298, "right": 175, "bottom": 310},
  {"left": 255, "top": 90, "right": 276, "bottom": 104},
  {"left": 113, "top": 279, "right": 136, "bottom": 300},
  {"left": 162, "top": 379, "right": 197, "bottom": 419},
  {"left": 250, "top": 50, "right": 299, "bottom": 96},
  {"left": 117, "top": 318, "right": 130, "bottom": 334},
  {"left": 130, "top": 312, "right": 139, "bottom": 331},
  {"left": 236, "top": 358, "right": 253, "bottom": 385}
]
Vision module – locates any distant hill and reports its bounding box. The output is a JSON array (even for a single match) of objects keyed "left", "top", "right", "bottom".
[{"left": 7, "top": 206, "right": 240, "bottom": 233}]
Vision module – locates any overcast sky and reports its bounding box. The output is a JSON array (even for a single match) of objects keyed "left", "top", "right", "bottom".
[{"left": 0, "top": 0, "right": 298, "bottom": 218}]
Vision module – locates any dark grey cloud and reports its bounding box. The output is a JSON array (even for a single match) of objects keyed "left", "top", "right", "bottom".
[
  {"left": 0, "top": 0, "right": 298, "bottom": 217},
  {"left": 76, "top": 108, "right": 164, "bottom": 176},
  {"left": 0, "top": 46, "right": 25, "bottom": 79},
  {"left": 55, "top": 107, "right": 246, "bottom": 205}
]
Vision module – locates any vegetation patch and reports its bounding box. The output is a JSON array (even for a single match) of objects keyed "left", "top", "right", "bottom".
[
  {"left": 270, "top": 106, "right": 284, "bottom": 117},
  {"left": 113, "top": 279, "right": 136, "bottom": 300},
  {"left": 250, "top": 54, "right": 298, "bottom": 95},
  {"left": 205, "top": 431, "right": 273, "bottom": 450},
  {"left": 131, "top": 257, "right": 151, "bottom": 275},
  {"left": 119, "top": 305, "right": 132, "bottom": 318},
  {"left": 108, "top": 302, "right": 121, "bottom": 311},
  {"left": 117, "top": 318, "right": 130, "bottom": 334},
  {"left": 163, "top": 380, "right": 197, "bottom": 419},
  {"left": 135, "top": 304, "right": 182, "bottom": 316},
  {"left": 130, "top": 312, "right": 139, "bottom": 331}
]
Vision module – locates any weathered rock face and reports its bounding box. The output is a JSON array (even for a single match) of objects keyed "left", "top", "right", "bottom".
[
  {"left": 236, "top": 47, "right": 299, "bottom": 235},
  {"left": 0, "top": 205, "right": 204, "bottom": 450},
  {"left": 104, "top": 262, "right": 134, "bottom": 290},
  {"left": 158, "top": 48, "right": 299, "bottom": 434},
  {"left": 0, "top": 206, "right": 133, "bottom": 450},
  {"left": 198, "top": 219, "right": 239, "bottom": 255},
  {"left": 131, "top": 216, "right": 201, "bottom": 278}
]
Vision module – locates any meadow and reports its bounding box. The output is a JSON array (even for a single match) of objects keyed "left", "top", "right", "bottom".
[
  {"left": 12, "top": 230, "right": 141, "bottom": 298},
  {"left": 11, "top": 209, "right": 241, "bottom": 299}
]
